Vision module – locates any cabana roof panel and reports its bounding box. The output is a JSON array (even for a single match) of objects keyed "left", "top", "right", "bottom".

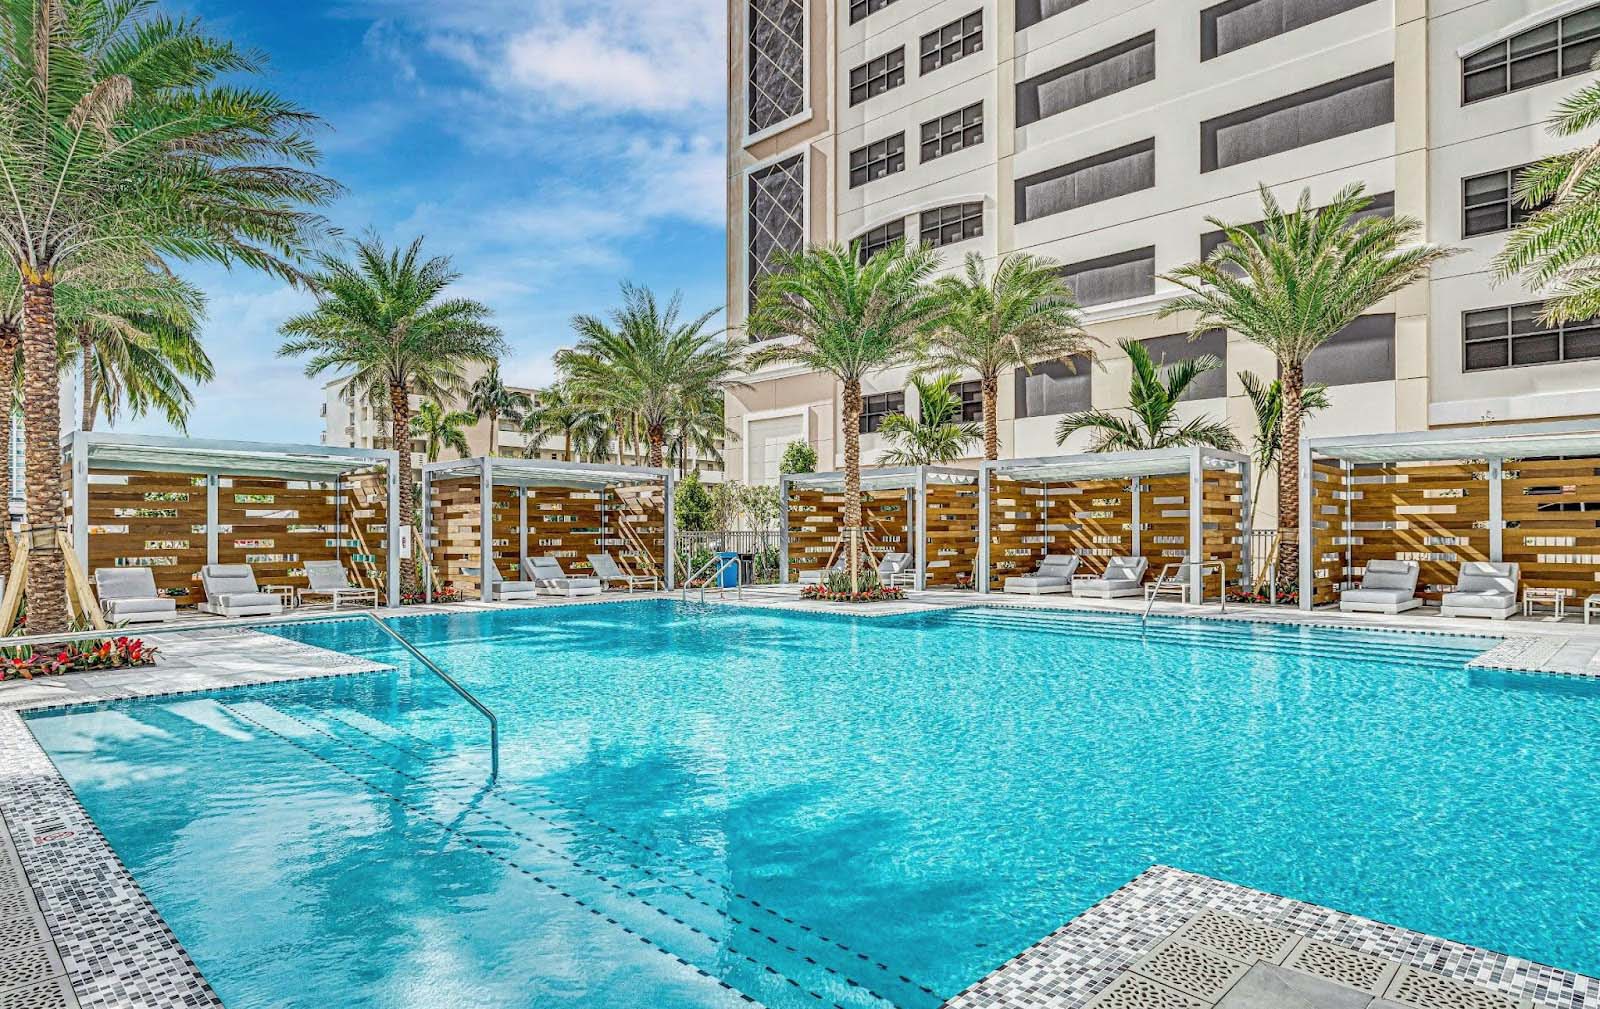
[
  {"left": 783, "top": 465, "right": 977, "bottom": 493},
  {"left": 1309, "top": 419, "right": 1600, "bottom": 464},
  {"left": 68, "top": 431, "right": 394, "bottom": 479},
  {"left": 987, "top": 446, "right": 1248, "bottom": 483},
  {"left": 422, "top": 457, "right": 673, "bottom": 489}
]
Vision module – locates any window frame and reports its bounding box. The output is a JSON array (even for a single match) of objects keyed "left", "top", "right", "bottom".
[
  {"left": 920, "top": 11, "right": 984, "bottom": 75},
  {"left": 920, "top": 202, "right": 985, "bottom": 248},
  {"left": 920, "top": 102, "right": 984, "bottom": 163},
  {"left": 848, "top": 47, "right": 906, "bottom": 106},
  {"left": 1462, "top": 303, "right": 1600, "bottom": 372},
  {"left": 1461, "top": 4, "right": 1600, "bottom": 105},
  {"left": 953, "top": 380, "right": 985, "bottom": 422},
  {"left": 849, "top": 0, "right": 899, "bottom": 25},
  {"left": 859, "top": 391, "right": 907, "bottom": 433},
  {"left": 856, "top": 218, "right": 907, "bottom": 263},
  {"left": 848, "top": 132, "right": 907, "bottom": 189},
  {"left": 1461, "top": 163, "right": 1552, "bottom": 238}
]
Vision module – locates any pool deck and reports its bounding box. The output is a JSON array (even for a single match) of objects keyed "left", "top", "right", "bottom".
[{"left": 0, "top": 593, "right": 1597, "bottom": 1008}]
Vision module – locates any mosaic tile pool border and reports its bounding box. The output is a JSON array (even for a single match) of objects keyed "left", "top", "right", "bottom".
[{"left": 942, "top": 865, "right": 1598, "bottom": 1009}]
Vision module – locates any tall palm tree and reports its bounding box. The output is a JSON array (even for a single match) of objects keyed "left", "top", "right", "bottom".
[
  {"left": 1494, "top": 57, "right": 1600, "bottom": 322},
  {"left": 1159, "top": 185, "right": 1451, "bottom": 585},
  {"left": 0, "top": 0, "right": 339, "bottom": 633},
  {"left": 67, "top": 270, "right": 211, "bottom": 431},
  {"left": 1056, "top": 338, "right": 1240, "bottom": 452},
  {"left": 279, "top": 236, "right": 504, "bottom": 593},
  {"left": 1238, "top": 371, "right": 1329, "bottom": 519},
  {"left": 557, "top": 284, "right": 740, "bottom": 468},
  {"left": 667, "top": 388, "right": 726, "bottom": 476},
  {"left": 410, "top": 400, "right": 475, "bottom": 462},
  {"left": 521, "top": 384, "right": 610, "bottom": 462},
  {"left": 879, "top": 372, "right": 981, "bottom": 465},
  {"left": 465, "top": 363, "right": 532, "bottom": 456},
  {"left": 923, "top": 252, "right": 1094, "bottom": 459},
  {"left": 746, "top": 241, "right": 944, "bottom": 588}
]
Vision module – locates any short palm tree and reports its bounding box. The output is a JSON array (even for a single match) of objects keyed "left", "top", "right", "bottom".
[
  {"left": 1056, "top": 338, "right": 1239, "bottom": 452},
  {"left": 0, "top": 0, "right": 338, "bottom": 632},
  {"left": 879, "top": 372, "right": 981, "bottom": 465},
  {"left": 1494, "top": 59, "right": 1600, "bottom": 322},
  {"left": 521, "top": 384, "right": 611, "bottom": 462},
  {"left": 466, "top": 363, "right": 532, "bottom": 456},
  {"left": 746, "top": 241, "right": 944, "bottom": 587},
  {"left": 667, "top": 388, "right": 726, "bottom": 476},
  {"left": 923, "top": 252, "right": 1094, "bottom": 459},
  {"left": 1238, "top": 371, "right": 1329, "bottom": 519},
  {"left": 67, "top": 271, "right": 212, "bottom": 431},
  {"left": 279, "top": 236, "right": 504, "bottom": 593},
  {"left": 557, "top": 284, "right": 740, "bottom": 468},
  {"left": 410, "top": 400, "right": 475, "bottom": 462},
  {"left": 1159, "top": 184, "right": 1452, "bottom": 584}
]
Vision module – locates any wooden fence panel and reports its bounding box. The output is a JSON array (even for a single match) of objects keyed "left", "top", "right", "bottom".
[
  {"left": 1308, "top": 460, "right": 1347, "bottom": 606},
  {"left": 1346, "top": 461, "right": 1489, "bottom": 601},
  {"left": 1140, "top": 475, "right": 1191, "bottom": 576},
  {"left": 1202, "top": 468, "right": 1244, "bottom": 595},
  {"left": 85, "top": 471, "right": 209, "bottom": 605},
  {"left": 1502, "top": 456, "right": 1600, "bottom": 599},
  {"left": 217, "top": 477, "right": 345, "bottom": 595},
  {"left": 923, "top": 481, "right": 978, "bottom": 587},
  {"left": 785, "top": 487, "right": 909, "bottom": 582}
]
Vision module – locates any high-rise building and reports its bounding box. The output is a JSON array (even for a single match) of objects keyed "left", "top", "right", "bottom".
[{"left": 725, "top": 0, "right": 1600, "bottom": 522}]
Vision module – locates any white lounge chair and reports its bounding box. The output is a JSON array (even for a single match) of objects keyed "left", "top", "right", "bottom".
[
  {"left": 93, "top": 568, "right": 178, "bottom": 625},
  {"left": 1004, "top": 554, "right": 1080, "bottom": 595},
  {"left": 199, "top": 564, "right": 285, "bottom": 618},
  {"left": 877, "top": 552, "right": 915, "bottom": 588},
  {"left": 297, "top": 560, "right": 379, "bottom": 611},
  {"left": 1339, "top": 559, "right": 1422, "bottom": 614},
  {"left": 1587, "top": 594, "right": 1600, "bottom": 625},
  {"left": 587, "top": 552, "right": 659, "bottom": 592},
  {"left": 1071, "top": 556, "right": 1148, "bottom": 599},
  {"left": 529, "top": 556, "right": 602, "bottom": 598},
  {"left": 1144, "top": 558, "right": 1202, "bottom": 604},
  {"left": 1440, "top": 561, "right": 1520, "bottom": 620},
  {"left": 797, "top": 555, "right": 848, "bottom": 586}
]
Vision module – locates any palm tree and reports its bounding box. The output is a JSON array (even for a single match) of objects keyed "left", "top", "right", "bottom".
[
  {"left": 1238, "top": 371, "right": 1330, "bottom": 519},
  {"left": 68, "top": 270, "right": 212, "bottom": 431},
  {"left": 279, "top": 236, "right": 504, "bottom": 593},
  {"left": 1056, "top": 338, "right": 1240, "bottom": 452},
  {"left": 521, "top": 384, "right": 612, "bottom": 462},
  {"left": 465, "top": 363, "right": 532, "bottom": 456},
  {"left": 667, "top": 388, "right": 727, "bottom": 476},
  {"left": 1494, "top": 58, "right": 1600, "bottom": 322},
  {"left": 0, "top": 1, "right": 339, "bottom": 633},
  {"left": 746, "top": 241, "right": 944, "bottom": 588},
  {"left": 557, "top": 284, "right": 740, "bottom": 469},
  {"left": 879, "top": 372, "right": 981, "bottom": 465},
  {"left": 410, "top": 400, "right": 475, "bottom": 462},
  {"left": 1159, "top": 184, "right": 1451, "bottom": 585},
  {"left": 923, "top": 252, "right": 1094, "bottom": 459}
]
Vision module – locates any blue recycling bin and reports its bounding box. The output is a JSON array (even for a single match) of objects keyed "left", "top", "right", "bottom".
[{"left": 714, "top": 551, "right": 741, "bottom": 588}]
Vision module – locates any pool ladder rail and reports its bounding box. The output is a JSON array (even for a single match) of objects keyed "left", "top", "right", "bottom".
[
  {"left": 358, "top": 612, "right": 500, "bottom": 783},
  {"left": 1141, "top": 560, "right": 1228, "bottom": 625},
  {"left": 680, "top": 553, "right": 743, "bottom": 603}
]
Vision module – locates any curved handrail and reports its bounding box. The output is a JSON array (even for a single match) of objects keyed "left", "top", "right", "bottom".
[{"left": 359, "top": 612, "right": 499, "bottom": 782}]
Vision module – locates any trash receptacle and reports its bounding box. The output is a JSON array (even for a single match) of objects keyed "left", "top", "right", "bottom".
[{"left": 714, "top": 551, "right": 740, "bottom": 588}]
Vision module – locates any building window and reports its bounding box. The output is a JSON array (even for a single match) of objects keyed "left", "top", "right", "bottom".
[
  {"left": 1015, "top": 356, "right": 1093, "bottom": 418},
  {"left": 849, "top": 132, "right": 906, "bottom": 188},
  {"left": 1201, "top": 65, "right": 1393, "bottom": 172},
  {"left": 1303, "top": 314, "right": 1396, "bottom": 385},
  {"left": 1015, "top": 138, "right": 1155, "bottom": 223},
  {"left": 747, "top": 0, "right": 806, "bottom": 136},
  {"left": 1463, "top": 303, "right": 1600, "bottom": 371},
  {"left": 850, "top": 0, "right": 899, "bottom": 24},
  {"left": 856, "top": 218, "right": 906, "bottom": 262},
  {"left": 1201, "top": 0, "right": 1378, "bottom": 61},
  {"left": 1061, "top": 247, "right": 1156, "bottom": 306},
  {"left": 1462, "top": 5, "right": 1600, "bottom": 104},
  {"left": 1141, "top": 330, "right": 1228, "bottom": 400},
  {"left": 860, "top": 391, "right": 906, "bottom": 433},
  {"left": 849, "top": 48, "right": 905, "bottom": 106},
  {"left": 921, "top": 202, "right": 984, "bottom": 248},
  {"left": 921, "top": 11, "right": 983, "bottom": 74},
  {"left": 1017, "top": 0, "right": 1091, "bottom": 30},
  {"left": 1017, "top": 32, "right": 1156, "bottom": 126},
  {"left": 1463, "top": 165, "right": 1552, "bottom": 237},
  {"left": 747, "top": 154, "right": 806, "bottom": 319},
  {"left": 953, "top": 380, "right": 985, "bottom": 422},
  {"left": 921, "top": 102, "right": 983, "bottom": 162}
]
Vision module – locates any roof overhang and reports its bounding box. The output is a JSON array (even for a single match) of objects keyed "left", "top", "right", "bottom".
[
  {"left": 783, "top": 465, "right": 978, "bottom": 493},
  {"left": 1308, "top": 419, "right": 1600, "bottom": 464},
  {"left": 422, "top": 456, "right": 672, "bottom": 489},
  {"left": 985, "top": 447, "right": 1249, "bottom": 483},
  {"left": 66, "top": 432, "right": 394, "bottom": 480}
]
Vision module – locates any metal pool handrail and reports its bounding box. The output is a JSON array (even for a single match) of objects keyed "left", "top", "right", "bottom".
[
  {"left": 357, "top": 612, "right": 500, "bottom": 783},
  {"left": 1141, "top": 561, "right": 1228, "bottom": 624}
]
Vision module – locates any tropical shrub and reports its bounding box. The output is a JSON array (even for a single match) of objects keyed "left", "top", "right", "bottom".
[
  {"left": 675, "top": 472, "right": 714, "bottom": 531},
  {"left": 0, "top": 637, "right": 158, "bottom": 681},
  {"left": 779, "top": 441, "right": 817, "bottom": 475}
]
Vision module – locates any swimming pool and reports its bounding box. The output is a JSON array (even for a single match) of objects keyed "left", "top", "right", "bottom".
[{"left": 25, "top": 602, "right": 1600, "bottom": 1009}]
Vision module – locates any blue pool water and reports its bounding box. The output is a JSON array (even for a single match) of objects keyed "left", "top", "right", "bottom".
[{"left": 25, "top": 602, "right": 1600, "bottom": 1009}]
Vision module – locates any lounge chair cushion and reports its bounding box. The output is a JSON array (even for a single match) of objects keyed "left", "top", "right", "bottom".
[
  {"left": 202, "top": 565, "right": 260, "bottom": 599},
  {"left": 212, "top": 592, "right": 283, "bottom": 610},
  {"left": 1441, "top": 589, "right": 1516, "bottom": 610},
  {"left": 95, "top": 568, "right": 161, "bottom": 601},
  {"left": 1359, "top": 560, "right": 1419, "bottom": 592},
  {"left": 105, "top": 596, "right": 178, "bottom": 616},
  {"left": 1006, "top": 575, "right": 1069, "bottom": 591},
  {"left": 1455, "top": 561, "right": 1519, "bottom": 594},
  {"left": 1340, "top": 588, "right": 1419, "bottom": 606}
]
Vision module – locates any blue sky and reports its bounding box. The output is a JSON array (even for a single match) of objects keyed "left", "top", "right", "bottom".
[{"left": 126, "top": 0, "right": 727, "bottom": 442}]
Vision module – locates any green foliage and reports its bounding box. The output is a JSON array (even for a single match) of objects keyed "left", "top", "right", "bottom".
[
  {"left": 1238, "top": 372, "right": 1330, "bottom": 477},
  {"left": 879, "top": 372, "right": 981, "bottom": 465},
  {"left": 779, "top": 441, "right": 817, "bottom": 474},
  {"left": 674, "top": 471, "right": 714, "bottom": 532},
  {"left": 410, "top": 400, "right": 475, "bottom": 462},
  {"left": 1055, "top": 338, "right": 1239, "bottom": 452},
  {"left": 825, "top": 567, "right": 880, "bottom": 595},
  {"left": 466, "top": 363, "right": 532, "bottom": 453},
  {"left": 521, "top": 383, "right": 610, "bottom": 462}
]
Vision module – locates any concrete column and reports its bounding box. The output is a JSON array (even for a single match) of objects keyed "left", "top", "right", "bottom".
[
  {"left": 1488, "top": 458, "right": 1504, "bottom": 562},
  {"left": 978, "top": 466, "right": 991, "bottom": 594},
  {"left": 478, "top": 459, "right": 493, "bottom": 603},
  {"left": 205, "top": 472, "right": 219, "bottom": 566}
]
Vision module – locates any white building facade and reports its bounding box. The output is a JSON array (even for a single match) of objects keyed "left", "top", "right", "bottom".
[{"left": 727, "top": 0, "right": 1600, "bottom": 523}]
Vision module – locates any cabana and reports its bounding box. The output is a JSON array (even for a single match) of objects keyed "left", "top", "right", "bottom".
[
  {"left": 780, "top": 466, "right": 980, "bottom": 590},
  {"left": 61, "top": 431, "right": 401, "bottom": 610},
  {"left": 980, "top": 447, "right": 1252, "bottom": 601},
  {"left": 1300, "top": 420, "right": 1600, "bottom": 611},
  {"left": 421, "top": 457, "right": 675, "bottom": 601}
]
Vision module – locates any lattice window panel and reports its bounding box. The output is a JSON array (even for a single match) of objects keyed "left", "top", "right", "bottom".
[
  {"left": 748, "top": 154, "right": 806, "bottom": 317},
  {"left": 747, "top": 0, "right": 805, "bottom": 136}
]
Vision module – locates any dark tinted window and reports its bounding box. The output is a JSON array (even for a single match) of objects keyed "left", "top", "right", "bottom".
[
  {"left": 1017, "top": 33, "right": 1155, "bottom": 126},
  {"left": 953, "top": 380, "right": 985, "bottom": 422},
  {"left": 850, "top": 0, "right": 899, "bottom": 24},
  {"left": 1015, "top": 356, "right": 1093, "bottom": 417},
  {"left": 1016, "top": 139, "right": 1155, "bottom": 222},
  {"left": 856, "top": 219, "right": 905, "bottom": 263},
  {"left": 920, "top": 203, "right": 984, "bottom": 248},
  {"left": 1302, "top": 314, "right": 1396, "bottom": 386},
  {"left": 1462, "top": 164, "right": 1552, "bottom": 237},
  {"left": 1141, "top": 330, "right": 1228, "bottom": 400},
  {"left": 1463, "top": 303, "right": 1600, "bottom": 371},
  {"left": 1462, "top": 5, "right": 1600, "bottom": 103},
  {"left": 921, "top": 102, "right": 983, "bottom": 162},
  {"left": 1061, "top": 247, "right": 1156, "bottom": 306},
  {"left": 921, "top": 12, "right": 983, "bottom": 74},
  {"left": 848, "top": 133, "right": 906, "bottom": 188},
  {"left": 1201, "top": 0, "right": 1378, "bottom": 60},
  {"left": 1017, "top": 0, "right": 1091, "bottom": 30},
  {"left": 861, "top": 391, "right": 906, "bottom": 433},
  {"left": 1201, "top": 65, "right": 1393, "bottom": 172},
  {"left": 849, "top": 48, "right": 905, "bottom": 106}
]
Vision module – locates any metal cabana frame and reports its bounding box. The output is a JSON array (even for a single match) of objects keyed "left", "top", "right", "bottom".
[
  {"left": 980, "top": 446, "right": 1253, "bottom": 601},
  {"left": 1299, "top": 419, "right": 1600, "bottom": 611},
  {"left": 779, "top": 466, "right": 980, "bottom": 590},
  {"left": 62, "top": 431, "right": 403, "bottom": 607},
  {"left": 421, "top": 457, "right": 677, "bottom": 601}
]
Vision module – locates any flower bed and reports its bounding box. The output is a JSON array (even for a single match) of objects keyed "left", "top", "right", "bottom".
[
  {"left": 800, "top": 584, "right": 907, "bottom": 603},
  {"left": 1, "top": 636, "right": 159, "bottom": 681},
  {"left": 1227, "top": 586, "right": 1300, "bottom": 606},
  {"left": 403, "top": 589, "right": 467, "bottom": 605}
]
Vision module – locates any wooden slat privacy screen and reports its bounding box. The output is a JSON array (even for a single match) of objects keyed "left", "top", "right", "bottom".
[
  {"left": 923, "top": 481, "right": 978, "bottom": 586},
  {"left": 785, "top": 487, "right": 910, "bottom": 581},
  {"left": 1502, "top": 457, "right": 1600, "bottom": 599},
  {"left": 85, "top": 471, "right": 208, "bottom": 603}
]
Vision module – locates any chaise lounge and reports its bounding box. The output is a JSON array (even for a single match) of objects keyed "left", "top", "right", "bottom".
[
  {"left": 199, "top": 564, "right": 285, "bottom": 619},
  {"left": 529, "top": 556, "right": 603, "bottom": 598},
  {"left": 479, "top": 561, "right": 539, "bottom": 601},
  {"left": 1004, "top": 554, "right": 1080, "bottom": 595},
  {"left": 1440, "top": 561, "right": 1520, "bottom": 620},
  {"left": 877, "top": 552, "right": 915, "bottom": 588},
  {"left": 297, "top": 560, "right": 379, "bottom": 611},
  {"left": 587, "top": 552, "right": 660, "bottom": 593},
  {"left": 93, "top": 568, "right": 178, "bottom": 625},
  {"left": 1339, "top": 559, "right": 1422, "bottom": 614},
  {"left": 1071, "top": 556, "right": 1149, "bottom": 599}
]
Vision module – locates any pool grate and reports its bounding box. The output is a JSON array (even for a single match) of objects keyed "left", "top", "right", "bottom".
[
  {"left": 1086, "top": 972, "right": 1209, "bottom": 1009},
  {"left": 1173, "top": 912, "right": 1297, "bottom": 963},
  {"left": 1385, "top": 967, "right": 1527, "bottom": 1009},
  {"left": 1130, "top": 941, "right": 1252, "bottom": 1001},
  {"left": 0, "top": 818, "right": 78, "bottom": 1009},
  {"left": 1283, "top": 938, "right": 1400, "bottom": 994}
]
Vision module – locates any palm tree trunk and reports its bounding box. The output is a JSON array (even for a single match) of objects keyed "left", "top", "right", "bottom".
[
  {"left": 0, "top": 324, "right": 15, "bottom": 576},
  {"left": 487, "top": 410, "right": 498, "bottom": 456},
  {"left": 1278, "top": 363, "right": 1304, "bottom": 593},
  {"left": 21, "top": 273, "right": 67, "bottom": 635},
  {"left": 981, "top": 374, "right": 999, "bottom": 461},
  {"left": 390, "top": 382, "right": 418, "bottom": 595},
  {"left": 563, "top": 430, "right": 572, "bottom": 462},
  {"left": 842, "top": 379, "right": 863, "bottom": 593},
  {"left": 647, "top": 425, "right": 666, "bottom": 469},
  {"left": 79, "top": 330, "right": 95, "bottom": 432}
]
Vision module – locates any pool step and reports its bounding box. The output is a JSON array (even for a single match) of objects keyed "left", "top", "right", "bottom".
[{"left": 219, "top": 698, "right": 928, "bottom": 1009}]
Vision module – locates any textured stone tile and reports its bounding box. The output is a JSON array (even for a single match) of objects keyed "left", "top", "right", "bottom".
[{"left": 1215, "top": 963, "right": 1374, "bottom": 1009}]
